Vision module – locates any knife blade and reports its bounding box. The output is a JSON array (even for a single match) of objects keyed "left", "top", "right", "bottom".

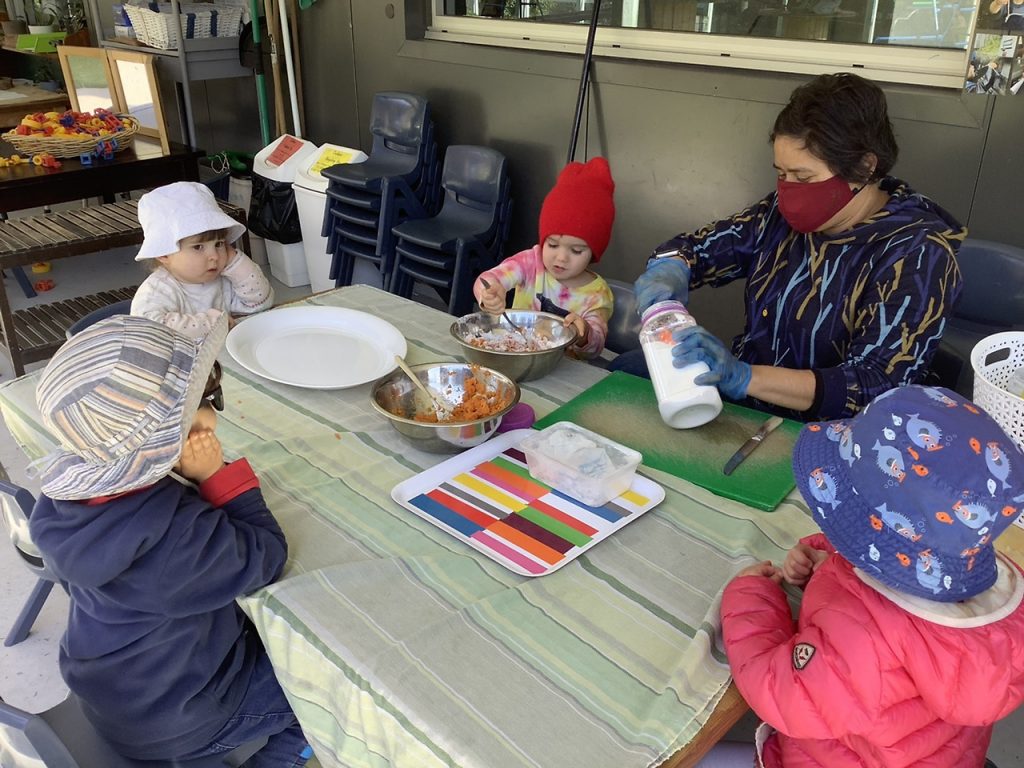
[{"left": 723, "top": 416, "right": 784, "bottom": 476}]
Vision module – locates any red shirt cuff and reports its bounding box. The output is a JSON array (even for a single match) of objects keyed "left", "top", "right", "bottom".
[{"left": 199, "top": 458, "right": 260, "bottom": 507}]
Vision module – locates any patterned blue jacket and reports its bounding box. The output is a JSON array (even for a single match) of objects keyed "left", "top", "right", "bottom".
[{"left": 653, "top": 178, "right": 965, "bottom": 419}]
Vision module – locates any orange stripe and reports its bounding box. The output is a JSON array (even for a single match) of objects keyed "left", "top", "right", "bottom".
[
  {"left": 426, "top": 489, "right": 496, "bottom": 529},
  {"left": 489, "top": 520, "right": 564, "bottom": 565},
  {"left": 530, "top": 498, "right": 599, "bottom": 536},
  {"left": 476, "top": 461, "right": 549, "bottom": 498}
]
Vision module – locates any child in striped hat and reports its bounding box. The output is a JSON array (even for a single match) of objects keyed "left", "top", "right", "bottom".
[{"left": 28, "top": 314, "right": 312, "bottom": 766}]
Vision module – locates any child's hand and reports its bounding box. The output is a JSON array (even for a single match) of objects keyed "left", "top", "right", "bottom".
[
  {"left": 478, "top": 279, "right": 506, "bottom": 314},
  {"left": 783, "top": 543, "right": 828, "bottom": 587},
  {"left": 177, "top": 429, "right": 225, "bottom": 484},
  {"left": 564, "top": 312, "right": 589, "bottom": 347},
  {"left": 735, "top": 560, "right": 783, "bottom": 583}
]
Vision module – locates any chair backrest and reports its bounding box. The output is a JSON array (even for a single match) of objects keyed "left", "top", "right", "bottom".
[
  {"left": 604, "top": 279, "right": 642, "bottom": 355},
  {"left": 0, "top": 479, "right": 50, "bottom": 579},
  {"left": 65, "top": 300, "right": 133, "bottom": 340},
  {"left": 953, "top": 238, "right": 1024, "bottom": 329},
  {"left": 369, "top": 92, "right": 430, "bottom": 155},
  {"left": 2, "top": 693, "right": 268, "bottom": 768},
  {"left": 441, "top": 145, "right": 507, "bottom": 211}
]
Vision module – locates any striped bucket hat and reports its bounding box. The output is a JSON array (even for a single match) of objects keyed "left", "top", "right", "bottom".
[{"left": 36, "top": 313, "right": 227, "bottom": 500}]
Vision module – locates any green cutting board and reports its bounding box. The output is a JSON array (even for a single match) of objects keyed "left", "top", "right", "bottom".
[{"left": 533, "top": 371, "right": 800, "bottom": 511}]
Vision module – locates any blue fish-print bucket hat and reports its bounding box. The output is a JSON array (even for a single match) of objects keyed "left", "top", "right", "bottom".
[{"left": 792, "top": 385, "right": 1024, "bottom": 602}]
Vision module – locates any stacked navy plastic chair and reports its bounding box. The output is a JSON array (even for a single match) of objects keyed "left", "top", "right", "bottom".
[
  {"left": 321, "top": 92, "right": 441, "bottom": 289},
  {"left": 389, "top": 145, "right": 512, "bottom": 316}
]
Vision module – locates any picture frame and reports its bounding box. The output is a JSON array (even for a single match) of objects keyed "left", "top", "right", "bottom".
[{"left": 105, "top": 49, "right": 170, "bottom": 153}]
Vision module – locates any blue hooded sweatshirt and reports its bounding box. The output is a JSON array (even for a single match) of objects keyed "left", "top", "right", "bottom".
[{"left": 28, "top": 461, "right": 287, "bottom": 760}]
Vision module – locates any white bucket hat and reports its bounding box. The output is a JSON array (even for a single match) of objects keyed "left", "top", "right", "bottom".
[
  {"left": 135, "top": 181, "right": 246, "bottom": 261},
  {"left": 35, "top": 313, "right": 227, "bottom": 500}
]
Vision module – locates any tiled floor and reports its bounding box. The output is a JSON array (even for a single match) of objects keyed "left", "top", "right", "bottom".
[{"left": 0, "top": 225, "right": 1022, "bottom": 767}]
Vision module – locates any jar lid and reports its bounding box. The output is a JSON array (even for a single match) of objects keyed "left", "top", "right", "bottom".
[
  {"left": 640, "top": 300, "right": 688, "bottom": 326},
  {"left": 497, "top": 402, "right": 536, "bottom": 433}
]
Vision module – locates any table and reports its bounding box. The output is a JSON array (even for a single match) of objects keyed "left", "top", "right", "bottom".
[
  {"left": 0, "top": 285, "right": 825, "bottom": 768},
  {"left": 0, "top": 136, "right": 202, "bottom": 213},
  {"left": 0, "top": 85, "right": 69, "bottom": 129}
]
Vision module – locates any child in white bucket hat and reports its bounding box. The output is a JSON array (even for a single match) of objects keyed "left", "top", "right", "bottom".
[
  {"left": 708, "top": 385, "right": 1024, "bottom": 768},
  {"left": 29, "top": 314, "right": 311, "bottom": 766},
  {"left": 130, "top": 181, "right": 274, "bottom": 339}
]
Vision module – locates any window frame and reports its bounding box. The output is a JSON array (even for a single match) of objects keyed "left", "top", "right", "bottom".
[{"left": 427, "top": 3, "right": 976, "bottom": 90}]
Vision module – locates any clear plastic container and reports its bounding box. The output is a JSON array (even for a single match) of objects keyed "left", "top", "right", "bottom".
[
  {"left": 639, "top": 301, "right": 722, "bottom": 429},
  {"left": 520, "top": 422, "right": 642, "bottom": 506}
]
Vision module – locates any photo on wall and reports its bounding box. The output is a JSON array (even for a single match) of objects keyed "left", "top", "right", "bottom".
[{"left": 965, "top": 32, "right": 1023, "bottom": 93}]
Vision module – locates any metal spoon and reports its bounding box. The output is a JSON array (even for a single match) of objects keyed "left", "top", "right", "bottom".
[
  {"left": 479, "top": 277, "right": 529, "bottom": 341},
  {"left": 394, "top": 356, "right": 454, "bottom": 421}
]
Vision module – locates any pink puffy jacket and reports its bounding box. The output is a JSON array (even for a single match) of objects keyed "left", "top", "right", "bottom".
[{"left": 722, "top": 533, "right": 1024, "bottom": 768}]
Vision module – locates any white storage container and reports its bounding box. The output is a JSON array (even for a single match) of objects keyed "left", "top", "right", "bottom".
[
  {"left": 520, "top": 422, "right": 642, "bottom": 507},
  {"left": 293, "top": 143, "right": 368, "bottom": 293}
]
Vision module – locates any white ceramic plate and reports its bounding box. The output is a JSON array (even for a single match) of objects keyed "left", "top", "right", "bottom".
[{"left": 226, "top": 306, "right": 407, "bottom": 389}]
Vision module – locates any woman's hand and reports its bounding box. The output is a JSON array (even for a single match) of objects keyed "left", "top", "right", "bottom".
[
  {"left": 634, "top": 257, "right": 691, "bottom": 314},
  {"left": 478, "top": 279, "right": 506, "bottom": 314},
  {"left": 178, "top": 429, "right": 225, "bottom": 484},
  {"left": 671, "top": 326, "right": 752, "bottom": 400},
  {"left": 565, "top": 312, "right": 589, "bottom": 347},
  {"left": 783, "top": 543, "right": 829, "bottom": 587},
  {"left": 191, "top": 404, "right": 218, "bottom": 434},
  {"left": 735, "top": 560, "right": 783, "bottom": 584}
]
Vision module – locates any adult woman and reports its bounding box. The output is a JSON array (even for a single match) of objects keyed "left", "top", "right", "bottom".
[{"left": 616, "top": 73, "right": 964, "bottom": 420}]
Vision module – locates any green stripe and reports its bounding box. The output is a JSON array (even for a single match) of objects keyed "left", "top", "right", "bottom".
[{"left": 518, "top": 505, "right": 592, "bottom": 546}]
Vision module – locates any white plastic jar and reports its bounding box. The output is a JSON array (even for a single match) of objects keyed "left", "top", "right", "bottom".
[{"left": 639, "top": 301, "right": 723, "bottom": 429}]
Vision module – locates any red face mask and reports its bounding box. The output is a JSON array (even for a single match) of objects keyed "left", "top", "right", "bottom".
[{"left": 776, "top": 175, "right": 856, "bottom": 233}]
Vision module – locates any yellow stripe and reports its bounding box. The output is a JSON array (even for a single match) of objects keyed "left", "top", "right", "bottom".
[
  {"left": 453, "top": 473, "right": 524, "bottom": 511},
  {"left": 620, "top": 489, "right": 648, "bottom": 506}
]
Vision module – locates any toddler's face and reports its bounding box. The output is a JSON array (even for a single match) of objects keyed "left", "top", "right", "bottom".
[
  {"left": 158, "top": 233, "right": 230, "bottom": 285},
  {"left": 542, "top": 235, "right": 592, "bottom": 285}
]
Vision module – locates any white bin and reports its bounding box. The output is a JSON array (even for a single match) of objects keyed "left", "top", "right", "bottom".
[
  {"left": 252, "top": 135, "right": 318, "bottom": 287},
  {"left": 293, "top": 143, "right": 370, "bottom": 293}
]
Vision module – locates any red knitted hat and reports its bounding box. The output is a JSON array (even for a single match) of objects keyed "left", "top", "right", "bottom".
[{"left": 538, "top": 157, "right": 615, "bottom": 262}]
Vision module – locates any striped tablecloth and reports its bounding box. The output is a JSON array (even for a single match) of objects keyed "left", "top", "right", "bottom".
[{"left": 0, "top": 285, "right": 817, "bottom": 768}]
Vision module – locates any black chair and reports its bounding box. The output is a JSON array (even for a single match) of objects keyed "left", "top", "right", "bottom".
[
  {"left": 603, "top": 278, "right": 642, "bottom": 355},
  {"left": 0, "top": 692, "right": 266, "bottom": 767},
  {"left": 0, "top": 479, "right": 61, "bottom": 647},
  {"left": 927, "top": 238, "right": 1024, "bottom": 396},
  {"left": 65, "top": 299, "right": 133, "bottom": 340},
  {"left": 389, "top": 145, "right": 512, "bottom": 315},
  {"left": 321, "top": 92, "right": 441, "bottom": 289}
]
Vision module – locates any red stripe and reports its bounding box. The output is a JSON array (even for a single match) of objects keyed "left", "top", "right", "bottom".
[
  {"left": 530, "top": 498, "right": 599, "bottom": 536},
  {"left": 473, "top": 461, "right": 548, "bottom": 500},
  {"left": 426, "top": 489, "right": 496, "bottom": 529}
]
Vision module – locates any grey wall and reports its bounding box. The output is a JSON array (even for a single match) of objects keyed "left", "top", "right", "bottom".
[{"left": 204, "top": 0, "right": 1019, "bottom": 335}]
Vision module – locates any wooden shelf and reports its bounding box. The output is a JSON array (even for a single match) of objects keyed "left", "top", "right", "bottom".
[{"left": 0, "top": 44, "right": 59, "bottom": 59}]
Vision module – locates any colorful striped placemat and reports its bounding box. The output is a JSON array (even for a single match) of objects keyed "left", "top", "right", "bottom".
[{"left": 391, "top": 429, "right": 666, "bottom": 576}]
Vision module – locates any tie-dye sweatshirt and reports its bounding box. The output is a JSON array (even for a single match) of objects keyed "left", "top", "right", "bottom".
[
  {"left": 652, "top": 178, "right": 965, "bottom": 419},
  {"left": 474, "top": 245, "right": 613, "bottom": 359}
]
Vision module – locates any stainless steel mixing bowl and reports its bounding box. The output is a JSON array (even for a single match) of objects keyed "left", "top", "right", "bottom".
[
  {"left": 450, "top": 311, "right": 578, "bottom": 382},
  {"left": 370, "top": 361, "right": 520, "bottom": 453}
]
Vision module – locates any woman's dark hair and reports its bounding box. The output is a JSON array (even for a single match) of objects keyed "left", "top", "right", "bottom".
[{"left": 770, "top": 73, "right": 898, "bottom": 184}]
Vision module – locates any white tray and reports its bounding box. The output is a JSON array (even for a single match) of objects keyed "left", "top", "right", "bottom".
[
  {"left": 391, "top": 430, "right": 665, "bottom": 576},
  {"left": 226, "top": 306, "right": 407, "bottom": 389}
]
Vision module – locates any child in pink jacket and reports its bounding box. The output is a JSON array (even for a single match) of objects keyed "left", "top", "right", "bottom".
[
  {"left": 473, "top": 157, "right": 615, "bottom": 360},
  {"left": 716, "top": 385, "right": 1024, "bottom": 768}
]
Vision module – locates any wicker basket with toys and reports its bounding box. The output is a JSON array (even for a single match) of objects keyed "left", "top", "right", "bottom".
[{"left": 2, "top": 109, "right": 140, "bottom": 159}]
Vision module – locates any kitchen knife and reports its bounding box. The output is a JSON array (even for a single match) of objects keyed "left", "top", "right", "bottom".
[{"left": 722, "top": 415, "right": 784, "bottom": 476}]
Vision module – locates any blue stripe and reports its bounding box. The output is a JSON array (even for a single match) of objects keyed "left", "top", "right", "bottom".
[
  {"left": 550, "top": 490, "right": 624, "bottom": 522},
  {"left": 409, "top": 494, "right": 484, "bottom": 537}
]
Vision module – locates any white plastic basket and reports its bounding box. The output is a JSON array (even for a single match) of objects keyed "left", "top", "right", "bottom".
[
  {"left": 124, "top": 2, "right": 242, "bottom": 49},
  {"left": 971, "top": 331, "right": 1024, "bottom": 452}
]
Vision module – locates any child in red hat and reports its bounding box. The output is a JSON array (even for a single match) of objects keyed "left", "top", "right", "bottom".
[{"left": 473, "top": 157, "right": 615, "bottom": 359}]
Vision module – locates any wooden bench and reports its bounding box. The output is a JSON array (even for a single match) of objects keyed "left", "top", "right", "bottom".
[{"left": 0, "top": 199, "right": 248, "bottom": 376}]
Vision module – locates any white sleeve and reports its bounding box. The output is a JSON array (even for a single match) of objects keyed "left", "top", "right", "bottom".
[
  {"left": 130, "top": 270, "right": 224, "bottom": 340},
  {"left": 221, "top": 250, "right": 275, "bottom": 314}
]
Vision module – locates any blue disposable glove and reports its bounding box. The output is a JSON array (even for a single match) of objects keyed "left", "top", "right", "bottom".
[
  {"left": 671, "top": 326, "right": 752, "bottom": 400},
  {"left": 634, "top": 257, "right": 691, "bottom": 314}
]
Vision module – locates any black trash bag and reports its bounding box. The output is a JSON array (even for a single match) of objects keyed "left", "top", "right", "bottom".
[{"left": 248, "top": 174, "right": 302, "bottom": 244}]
